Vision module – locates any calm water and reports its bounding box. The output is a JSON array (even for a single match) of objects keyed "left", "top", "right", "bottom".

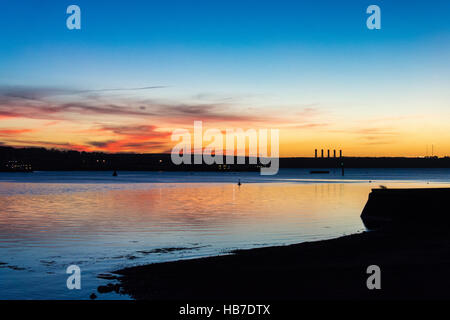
[{"left": 1, "top": 168, "right": 450, "bottom": 300}]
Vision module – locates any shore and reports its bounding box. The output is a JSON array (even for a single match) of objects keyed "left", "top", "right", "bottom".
[{"left": 109, "top": 224, "right": 450, "bottom": 300}]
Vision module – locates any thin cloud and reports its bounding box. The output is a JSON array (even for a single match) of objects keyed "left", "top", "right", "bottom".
[
  {"left": 0, "top": 129, "right": 35, "bottom": 135},
  {"left": 0, "top": 85, "right": 325, "bottom": 153},
  {"left": 0, "top": 85, "right": 166, "bottom": 100},
  {"left": 87, "top": 124, "right": 173, "bottom": 152},
  {"left": 330, "top": 126, "right": 399, "bottom": 146},
  {"left": 2, "top": 139, "right": 92, "bottom": 152},
  {"left": 78, "top": 86, "right": 167, "bottom": 93},
  {"left": 284, "top": 123, "right": 329, "bottom": 129},
  {"left": 97, "top": 124, "right": 171, "bottom": 138},
  {"left": 0, "top": 87, "right": 274, "bottom": 124}
]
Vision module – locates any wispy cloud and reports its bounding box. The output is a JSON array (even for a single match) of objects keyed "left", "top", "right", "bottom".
[
  {"left": 78, "top": 86, "right": 167, "bottom": 93},
  {"left": 293, "top": 123, "right": 329, "bottom": 129},
  {"left": 0, "top": 85, "right": 329, "bottom": 153},
  {"left": 86, "top": 124, "right": 173, "bottom": 152},
  {"left": 0, "top": 129, "right": 35, "bottom": 136},
  {"left": 1, "top": 138, "right": 92, "bottom": 152},
  {"left": 0, "top": 85, "right": 282, "bottom": 124},
  {"left": 0, "top": 85, "right": 166, "bottom": 100},
  {"left": 330, "top": 126, "right": 399, "bottom": 145}
]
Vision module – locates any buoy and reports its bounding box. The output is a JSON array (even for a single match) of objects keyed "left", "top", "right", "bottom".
[{"left": 237, "top": 179, "right": 241, "bottom": 186}]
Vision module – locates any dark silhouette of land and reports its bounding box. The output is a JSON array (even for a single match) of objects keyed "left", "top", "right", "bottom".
[
  {"left": 107, "top": 224, "right": 450, "bottom": 300},
  {"left": 98, "top": 187, "right": 450, "bottom": 300},
  {"left": 1, "top": 146, "right": 449, "bottom": 172}
]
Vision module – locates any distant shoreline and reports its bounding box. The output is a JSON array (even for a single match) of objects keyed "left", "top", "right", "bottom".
[
  {"left": 2, "top": 168, "right": 450, "bottom": 187},
  {"left": 2, "top": 146, "right": 450, "bottom": 172}
]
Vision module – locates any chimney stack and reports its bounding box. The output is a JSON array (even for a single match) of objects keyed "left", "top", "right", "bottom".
[{"left": 315, "top": 149, "right": 318, "bottom": 158}]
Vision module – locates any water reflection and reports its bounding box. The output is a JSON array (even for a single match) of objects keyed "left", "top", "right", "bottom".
[
  {"left": 0, "top": 176, "right": 449, "bottom": 299},
  {"left": 0, "top": 182, "right": 368, "bottom": 245}
]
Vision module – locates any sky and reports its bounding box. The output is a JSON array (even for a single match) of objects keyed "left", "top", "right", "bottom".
[{"left": 0, "top": 0, "right": 449, "bottom": 157}]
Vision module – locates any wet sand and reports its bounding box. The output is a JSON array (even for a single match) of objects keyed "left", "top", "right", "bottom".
[{"left": 110, "top": 225, "right": 450, "bottom": 300}]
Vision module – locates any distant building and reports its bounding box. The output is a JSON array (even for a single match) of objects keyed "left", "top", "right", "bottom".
[{"left": 4, "top": 160, "right": 32, "bottom": 172}]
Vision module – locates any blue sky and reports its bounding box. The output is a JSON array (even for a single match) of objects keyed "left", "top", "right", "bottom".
[
  {"left": 1, "top": 0, "right": 448, "bottom": 86},
  {"left": 0, "top": 0, "right": 449, "bottom": 156}
]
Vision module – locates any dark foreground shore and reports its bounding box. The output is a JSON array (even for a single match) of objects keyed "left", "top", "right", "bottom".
[{"left": 109, "top": 225, "right": 450, "bottom": 300}]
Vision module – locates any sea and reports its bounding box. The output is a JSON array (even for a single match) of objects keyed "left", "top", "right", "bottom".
[{"left": 1, "top": 168, "right": 450, "bottom": 299}]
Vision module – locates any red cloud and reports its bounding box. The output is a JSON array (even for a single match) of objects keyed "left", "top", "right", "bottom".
[
  {"left": 0, "top": 129, "right": 35, "bottom": 135},
  {"left": 87, "top": 124, "right": 172, "bottom": 153}
]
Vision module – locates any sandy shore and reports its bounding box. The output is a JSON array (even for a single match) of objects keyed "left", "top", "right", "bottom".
[{"left": 109, "top": 225, "right": 450, "bottom": 300}]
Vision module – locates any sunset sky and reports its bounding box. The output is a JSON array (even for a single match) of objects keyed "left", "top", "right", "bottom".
[{"left": 0, "top": 0, "right": 449, "bottom": 157}]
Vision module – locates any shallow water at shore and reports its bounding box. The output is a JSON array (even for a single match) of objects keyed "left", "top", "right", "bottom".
[{"left": 1, "top": 168, "right": 450, "bottom": 299}]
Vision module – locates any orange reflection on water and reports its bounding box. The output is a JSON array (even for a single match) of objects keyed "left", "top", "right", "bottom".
[{"left": 1, "top": 181, "right": 448, "bottom": 246}]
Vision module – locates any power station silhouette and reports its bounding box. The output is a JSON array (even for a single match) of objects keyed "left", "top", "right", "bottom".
[{"left": 314, "top": 149, "right": 343, "bottom": 159}]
